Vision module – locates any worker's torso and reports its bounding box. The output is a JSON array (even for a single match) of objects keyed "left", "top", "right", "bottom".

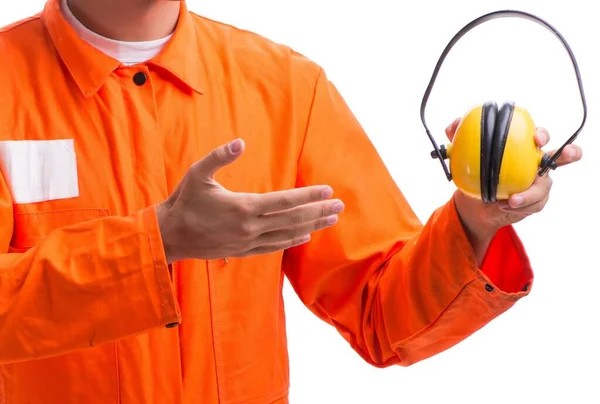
[{"left": 0, "top": 9, "right": 317, "bottom": 404}]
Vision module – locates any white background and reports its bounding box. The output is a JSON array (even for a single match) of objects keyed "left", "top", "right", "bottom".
[{"left": 2, "top": 1, "right": 599, "bottom": 403}]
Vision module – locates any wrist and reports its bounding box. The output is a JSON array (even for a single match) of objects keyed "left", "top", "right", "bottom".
[{"left": 452, "top": 191, "right": 496, "bottom": 266}]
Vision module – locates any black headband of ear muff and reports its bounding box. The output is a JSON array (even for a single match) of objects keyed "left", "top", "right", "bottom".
[{"left": 421, "top": 9, "right": 588, "bottom": 182}]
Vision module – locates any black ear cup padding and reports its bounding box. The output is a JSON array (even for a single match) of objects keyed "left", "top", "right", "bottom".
[
  {"left": 489, "top": 102, "right": 515, "bottom": 202},
  {"left": 480, "top": 101, "right": 498, "bottom": 204}
]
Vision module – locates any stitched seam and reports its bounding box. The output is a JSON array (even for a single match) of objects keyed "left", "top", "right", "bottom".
[
  {"left": 145, "top": 208, "right": 168, "bottom": 324},
  {"left": 390, "top": 278, "right": 478, "bottom": 354},
  {"left": 15, "top": 212, "right": 109, "bottom": 221},
  {"left": 14, "top": 208, "right": 109, "bottom": 215},
  {"left": 114, "top": 342, "right": 121, "bottom": 404},
  {"left": 226, "top": 388, "right": 289, "bottom": 404},
  {"left": 294, "top": 67, "right": 323, "bottom": 174},
  {"left": 11, "top": 209, "right": 111, "bottom": 249},
  {"left": 0, "top": 15, "right": 40, "bottom": 34},
  {"left": 206, "top": 262, "right": 224, "bottom": 403}
]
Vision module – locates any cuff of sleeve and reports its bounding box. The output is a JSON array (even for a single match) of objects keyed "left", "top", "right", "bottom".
[
  {"left": 445, "top": 197, "right": 534, "bottom": 296},
  {"left": 389, "top": 198, "right": 533, "bottom": 365},
  {"left": 143, "top": 205, "right": 181, "bottom": 328},
  {"left": 480, "top": 225, "right": 534, "bottom": 294}
]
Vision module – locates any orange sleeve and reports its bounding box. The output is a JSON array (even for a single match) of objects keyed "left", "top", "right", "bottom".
[
  {"left": 0, "top": 173, "right": 180, "bottom": 365},
  {"left": 283, "top": 68, "right": 534, "bottom": 367}
]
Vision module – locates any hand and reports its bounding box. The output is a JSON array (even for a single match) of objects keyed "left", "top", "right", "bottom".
[
  {"left": 156, "top": 138, "right": 344, "bottom": 263},
  {"left": 444, "top": 118, "right": 582, "bottom": 261}
]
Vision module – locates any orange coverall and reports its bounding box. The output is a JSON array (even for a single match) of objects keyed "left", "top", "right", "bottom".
[{"left": 0, "top": 1, "right": 533, "bottom": 403}]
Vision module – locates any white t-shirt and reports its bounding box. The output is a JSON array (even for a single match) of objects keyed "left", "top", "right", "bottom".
[{"left": 60, "top": 0, "right": 172, "bottom": 65}]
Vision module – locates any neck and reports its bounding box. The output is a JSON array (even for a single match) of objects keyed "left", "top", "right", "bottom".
[{"left": 66, "top": 0, "right": 181, "bottom": 41}]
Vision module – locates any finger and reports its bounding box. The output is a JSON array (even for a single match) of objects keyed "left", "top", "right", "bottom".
[
  {"left": 194, "top": 138, "right": 245, "bottom": 179},
  {"left": 257, "top": 215, "right": 339, "bottom": 246},
  {"left": 544, "top": 144, "right": 583, "bottom": 168},
  {"left": 499, "top": 195, "right": 549, "bottom": 214},
  {"left": 534, "top": 127, "right": 550, "bottom": 147},
  {"left": 505, "top": 175, "right": 552, "bottom": 209},
  {"left": 259, "top": 199, "right": 344, "bottom": 232},
  {"left": 243, "top": 234, "right": 312, "bottom": 257},
  {"left": 445, "top": 118, "right": 461, "bottom": 141},
  {"left": 252, "top": 185, "right": 334, "bottom": 215}
]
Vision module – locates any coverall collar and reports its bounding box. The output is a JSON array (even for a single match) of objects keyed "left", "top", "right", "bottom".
[{"left": 42, "top": 0, "right": 205, "bottom": 97}]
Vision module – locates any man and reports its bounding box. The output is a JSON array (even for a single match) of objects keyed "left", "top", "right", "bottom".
[{"left": 0, "top": 0, "right": 582, "bottom": 403}]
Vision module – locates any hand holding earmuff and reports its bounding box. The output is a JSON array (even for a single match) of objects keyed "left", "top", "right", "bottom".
[
  {"left": 421, "top": 10, "right": 587, "bottom": 204},
  {"left": 445, "top": 118, "right": 582, "bottom": 211},
  {"left": 445, "top": 118, "right": 582, "bottom": 266}
]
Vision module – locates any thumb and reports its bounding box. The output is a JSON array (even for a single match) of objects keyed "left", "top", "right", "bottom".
[{"left": 196, "top": 138, "right": 245, "bottom": 179}]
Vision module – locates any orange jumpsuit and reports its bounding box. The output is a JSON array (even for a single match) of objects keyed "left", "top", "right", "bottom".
[{"left": 0, "top": 1, "right": 533, "bottom": 403}]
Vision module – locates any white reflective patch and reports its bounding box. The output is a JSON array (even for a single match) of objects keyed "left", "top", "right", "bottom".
[{"left": 0, "top": 139, "right": 79, "bottom": 204}]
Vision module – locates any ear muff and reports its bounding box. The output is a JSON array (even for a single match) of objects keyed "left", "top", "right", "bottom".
[
  {"left": 420, "top": 10, "right": 587, "bottom": 203},
  {"left": 445, "top": 101, "right": 542, "bottom": 202}
]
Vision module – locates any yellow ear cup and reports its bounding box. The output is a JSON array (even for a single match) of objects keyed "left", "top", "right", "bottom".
[
  {"left": 494, "top": 106, "right": 544, "bottom": 200},
  {"left": 444, "top": 104, "right": 544, "bottom": 201},
  {"left": 444, "top": 105, "right": 484, "bottom": 200}
]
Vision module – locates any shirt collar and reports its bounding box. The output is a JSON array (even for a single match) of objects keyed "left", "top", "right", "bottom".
[{"left": 41, "top": 0, "right": 205, "bottom": 97}]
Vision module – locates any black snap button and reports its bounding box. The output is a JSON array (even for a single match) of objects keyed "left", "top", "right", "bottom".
[
  {"left": 484, "top": 284, "right": 494, "bottom": 292},
  {"left": 133, "top": 72, "right": 147, "bottom": 86},
  {"left": 165, "top": 322, "right": 179, "bottom": 329}
]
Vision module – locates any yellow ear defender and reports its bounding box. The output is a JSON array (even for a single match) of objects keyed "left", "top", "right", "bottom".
[{"left": 420, "top": 10, "right": 587, "bottom": 203}]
